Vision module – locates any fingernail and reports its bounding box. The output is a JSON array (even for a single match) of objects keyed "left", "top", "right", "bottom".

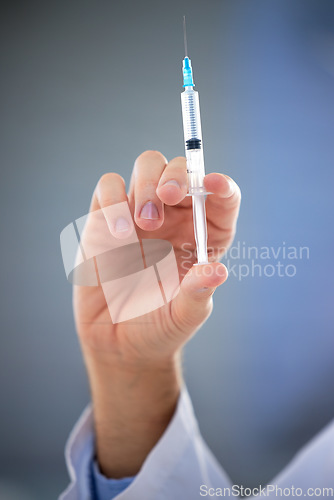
[
  {"left": 139, "top": 201, "right": 160, "bottom": 220},
  {"left": 161, "top": 180, "right": 181, "bottom": 189},
  {"left": 226, "top": 178, "right": 235, "bottom": 196},
  {"left": 115, "top": 216, "right": 130, "bottom": 233}
]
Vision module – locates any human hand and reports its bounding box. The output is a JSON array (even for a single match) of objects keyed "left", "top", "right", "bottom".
[
  {"left": 73, "top": 150, "right": 241, "bottom": 477},
  {"left": 74, "top": 150, "right": 240, "bottom": 363}
]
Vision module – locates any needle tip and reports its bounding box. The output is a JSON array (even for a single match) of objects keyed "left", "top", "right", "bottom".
[{"left": 183, "top": 15, "right": 188, "bottom": 57}]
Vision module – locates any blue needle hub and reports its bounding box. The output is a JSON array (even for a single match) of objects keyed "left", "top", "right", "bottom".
[{"left": 183, "top": 57, "right": 195, "bottom": 87}]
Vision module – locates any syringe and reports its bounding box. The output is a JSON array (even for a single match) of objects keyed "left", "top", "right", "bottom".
[{"left": 181, "top": 17, "right": 208, "bottom": 265}]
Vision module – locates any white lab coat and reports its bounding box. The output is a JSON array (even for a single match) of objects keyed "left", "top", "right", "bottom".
[{"left": 60, "top": 387, "right": 334, "bottom": 499}]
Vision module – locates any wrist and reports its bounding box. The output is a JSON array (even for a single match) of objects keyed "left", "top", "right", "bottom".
[
  {"left": 86, "top": 349, "right": 182, "bottom": 421},
  {"left": 83, "top": 347, "right": 182, "bottom": 478}
]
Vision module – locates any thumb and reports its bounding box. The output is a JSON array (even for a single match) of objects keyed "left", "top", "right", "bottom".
[{"left": 171, "top": 262, "right": 228, "bottom": 335}]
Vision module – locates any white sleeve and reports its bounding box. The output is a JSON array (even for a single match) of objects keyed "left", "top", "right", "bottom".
[
  {"left": 59, "top": 386, "right": 334, "bottom": 500},
  {"left": 59, "top": 386, "right": 232, "bottom": 500},
  {"left": 262, "top": 418, "right": 334, "bottom": 497}
]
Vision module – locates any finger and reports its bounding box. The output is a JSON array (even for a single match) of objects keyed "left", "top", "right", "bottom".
[
  {"left": 204, "top": 173, "right": 241, "bottom": 240},
  {"left": 171, "top": 262, "right": 228, "bottom": 334},
  {"left": 156, "top": 156, "right": 188, "bottom": 206},
  {"left": 130, "top": 151, "right": 167, "bottom": 231},
  {"left": 91, "top": 173, "right": 134, "bottom": 239}
]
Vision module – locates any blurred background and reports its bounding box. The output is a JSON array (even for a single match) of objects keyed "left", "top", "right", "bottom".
[{"left": 1, "top": 0, "right": 334, "bottom": 498}]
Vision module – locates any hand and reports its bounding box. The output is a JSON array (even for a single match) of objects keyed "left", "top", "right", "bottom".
[
  {"left": 73, "top": 150, "right": 241, "bottom": 477},
  {"left": 75, "top": 150, "right": 241, "bottom": 361}
]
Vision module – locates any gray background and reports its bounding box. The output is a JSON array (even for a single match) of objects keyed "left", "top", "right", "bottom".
[{"left": 1, "top": 0, "right": 334, "bottom": 498}]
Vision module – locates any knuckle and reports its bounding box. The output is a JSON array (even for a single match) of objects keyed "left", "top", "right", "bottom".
[
  {"left": 135, "top": 150, "right": 166, "bottom": 167},
  {"left": 95, "top": 173, "right": 125, "bottom": 205},
  {"left": 167, "top": 156, "right": 186, "bottom": 168},
  {"left": 221, "top": 226, "right": 236, "bottom": 241},
  {"left": 98, "top": 172, "right": 125, "bottom": 187}
]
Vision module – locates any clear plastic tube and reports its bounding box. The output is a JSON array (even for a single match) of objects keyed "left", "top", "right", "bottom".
[
  {"left": 192, "top": 194, "right": 208, "bottom": 264},
  {"left": 181, "top": 76, "right": 208, "bottom": 265},
  {"left": 181, "top": 88, "right": 206, "bottom": 195}
]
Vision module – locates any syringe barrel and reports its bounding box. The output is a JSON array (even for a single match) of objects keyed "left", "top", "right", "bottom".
[
  {"left": 185, "top": 149, "right": 205, "bottom": 194},
  {"left": 181, "top": 88, "right": 202, "bottom": 145},
  {"left": 181, "top": 88, "right": 206, "bottom": 194}
]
